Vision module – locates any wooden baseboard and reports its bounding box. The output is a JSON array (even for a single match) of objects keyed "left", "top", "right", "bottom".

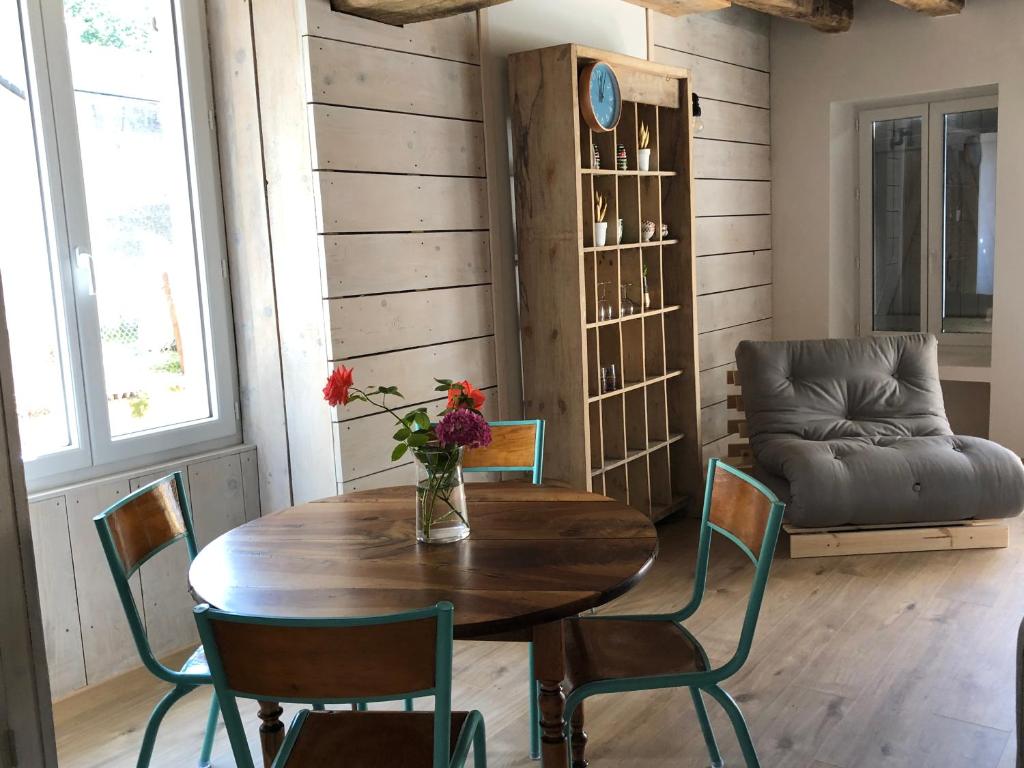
[{"left": 785, "top": 519, "right": 1009, "bottom": 558}]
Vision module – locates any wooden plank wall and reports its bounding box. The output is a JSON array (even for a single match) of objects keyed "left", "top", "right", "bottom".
[
  {"left": 28, "top": 445, "right": 260, "bottom": 700},
  {"left": 650, "top": 7, "right": 773, "bottom": 466},
  {"left": 301, "top": 2, "right": 498, "bottom": 493}
]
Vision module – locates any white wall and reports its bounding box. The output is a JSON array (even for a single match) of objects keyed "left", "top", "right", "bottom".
[{"left": 770, "top": 0, "right": 1024, "bottom": 450}]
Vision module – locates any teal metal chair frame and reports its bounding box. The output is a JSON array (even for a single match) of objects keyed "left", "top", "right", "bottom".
[
  {"left": 193, "top": 602, "right": 486, "bottom": 768},
  {"left": 463, "top": 418, "right": 545, "bottom": 759},
  {"left": 563, "top": 459, "right": 785, "bottom": 768},
  {"left": 93, "top": 472, "right": 219, "bottom": 768}
]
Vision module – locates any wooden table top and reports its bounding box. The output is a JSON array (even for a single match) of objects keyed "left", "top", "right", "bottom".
[{"left": 188, "top": 482, "right": 658, "bottom": 638}]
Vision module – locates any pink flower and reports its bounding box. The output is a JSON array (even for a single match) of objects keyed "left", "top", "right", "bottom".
[{"left": 435, "top": 408, "right": 492, "bottom": 449}]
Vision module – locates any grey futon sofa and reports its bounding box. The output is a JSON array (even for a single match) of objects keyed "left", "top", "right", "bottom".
[{"left": 734, "top": 334, "right": 1024, "bottom": 528}]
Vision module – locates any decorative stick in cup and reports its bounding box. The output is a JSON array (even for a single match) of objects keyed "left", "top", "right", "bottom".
[
  {"left": 638, "top": 121, "right": 651, "bottom": 172},
  {"left": 594, "top": 191, "right": 609, "bottom": 247}
]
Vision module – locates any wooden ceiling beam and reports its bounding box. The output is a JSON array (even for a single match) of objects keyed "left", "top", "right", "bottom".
[
  {"left": 622, "top": 0, "right": 733, "bottom": 15},
  {"left": 328, "top": 0, "right": 510, "bottom": 26},
  {"left": 734, "top": 0, "right": 853, "bottom": 32},
  {"left": 886, "top": 0, "right": 964, "bottom": 16}
]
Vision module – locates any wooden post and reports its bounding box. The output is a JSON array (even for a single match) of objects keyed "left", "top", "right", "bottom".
[{"left": 257, "top": 699, "right": 285, "bottom": 768}]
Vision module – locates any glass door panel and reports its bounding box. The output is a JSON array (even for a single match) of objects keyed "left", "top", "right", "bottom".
[
  {"left": 870, "top": 115, "right": 925, "bottom": 332},
  {"left": 0, "top": 2, "right": 79, "bottom": 460},
  {"left": 938, "top": 105, "right": 997, "bottom": 335},
  {"left": 63, "top": 0, "right": 212, "bottom": 437}
]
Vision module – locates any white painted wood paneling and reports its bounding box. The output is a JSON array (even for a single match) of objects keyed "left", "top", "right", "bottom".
[
  {"left": 28, "top": 496, "right": 85, "bottom": 699},
  {"left": 332, "top": 337, "right": 497, "bottom": 419},
  {"left": 316, "top": 172, "right": 489, "bottom": 233},
  {"left": 340, "top": 463, "right": 415, "bottom": 493},
  {"left": 188, "top": 453, "right": 247, "bottom": 549},
  {"left": 652, "top": 7, "right": 769, "bottom": 71},
  {"left": 695, "top": 179, "right": 771, "bottom": 217},
  {"left": 66, "top": 480, "right": 141, "bottom": 685},
  {"left": 698, "top": 285, "right": 773, "bottom": 334},
  {"left": 702, "top": 434, "right": 731, "bottom": 464},
  {"left": 240, "top": 448, "right": 262, "bottom": 520},
  {"left": 699, "top": 319, "right": 772, "bottom": 371},
  {"left": 129, "top": 468, "right": 197, "bottom": 658},
  {"left": 700, "top": 362, "right": 732, "bottom": 408},
  {"left": 694, "top": 99, "right": 769, "bottom": 145},
  {"left": 302, "top": 0, "right": 480, "bottom": 64},
  {"left": 651, "top": 47, "right": 769, "bottom": 108},
  {"left": 306, "top": 38, "right": 482, "bottom": 119},
  {"left": 321, "top": 231, "right": 491, "bottom": 297},
  {"left": 697, "top": 251, "right": 772, "bottom": 295},
  {"left": 309, "top": 105, "right": 485, "bottom": 177},
  {"left": 696, "top": 216, "right": 771, "bottom": 256},
  {"left": 328, "top": 285, "right": 494, "bottom": 359},
  {"left": 694, "top": 139, "right": 770, "bottom": 180}
]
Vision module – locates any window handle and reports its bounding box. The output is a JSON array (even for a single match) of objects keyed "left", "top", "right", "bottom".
[{"left": 75, "top": 247, "right": 96, "bottom": 296}]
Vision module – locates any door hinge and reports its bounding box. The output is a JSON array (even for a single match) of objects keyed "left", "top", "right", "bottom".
[
  {"left": 854, "top": 187, "right": 861, "bottom": 202},
  {"left": 207, "top": 108, "right": 216, "bottom": 132},
  {"left": 3, "top": 728, "right": 17, "bottom": 767},
  {"left": 234, "top": 401, "right": 241, "bottom": 422},
  {"left": 221, "top": 259, "right": 229, "bottom": 279}
]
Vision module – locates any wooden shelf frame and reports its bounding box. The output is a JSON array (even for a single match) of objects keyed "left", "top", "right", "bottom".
[{"left": 510, "top": 44, "right": 702, "bottom": 522}]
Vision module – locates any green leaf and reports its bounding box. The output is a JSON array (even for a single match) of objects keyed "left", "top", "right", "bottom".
[
  {"left": 413, "top": 411, "right": 431, "bottom": 430},
  {"left": 391, "top": 443, "right": 408, "bottom": 461},
  {"left": 393, "top": 427, "right": 411, "bottom": 441},
  {"left": 407, "top": 433, "right": 430, "bottom": 447}
]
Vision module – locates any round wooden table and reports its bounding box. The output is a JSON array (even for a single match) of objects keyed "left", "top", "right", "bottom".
[{"left": 189, "top": 481, "right": 658, "bottom": 767}]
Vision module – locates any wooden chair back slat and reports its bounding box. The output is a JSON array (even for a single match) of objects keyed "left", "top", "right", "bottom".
[
  {"left": 463, "top": 423, "right": 540, "bottom": 470},
  {"left": 204, "top": 614, "right": 439, "bottom": 700},
  {"left": 103, "top": 477, "right": 187, "bottom": 575},
  {"left": 708, "top": 463, "right": 776, "bottom": 560}
]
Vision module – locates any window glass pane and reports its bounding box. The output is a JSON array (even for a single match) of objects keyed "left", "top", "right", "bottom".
[
  {"left": 871, "top": 116, "right": 923, "bottom": 332},
  {"left": 941, "top": 108, "right": 997, "bottom": 335},
  {"left": 0, "top": 4, "right": 76, "bottom": 458},
  {"left": 63, "top": 0, "right": 212, "bottom": 437}
]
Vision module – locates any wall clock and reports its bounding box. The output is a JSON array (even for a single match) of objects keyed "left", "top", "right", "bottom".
[{"left": 579, "top": 61, "right": 622, "bottom": 133}]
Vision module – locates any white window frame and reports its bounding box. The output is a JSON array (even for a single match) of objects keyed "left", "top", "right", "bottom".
[
  {"left": 857, "top": 93, "right": 997, "bottom": 348},
  {"left": 15, "top": 0, "right": 239, "bottom": 491}
]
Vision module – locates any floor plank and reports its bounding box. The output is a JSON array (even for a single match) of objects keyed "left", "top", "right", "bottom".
[{"left": 53, "top": 514, "right": 1023, "bottom": 768}]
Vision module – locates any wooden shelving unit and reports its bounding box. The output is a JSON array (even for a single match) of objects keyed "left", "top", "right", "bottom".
[{"left": 509, "top": 45, "right": 702, "bottom": 522}]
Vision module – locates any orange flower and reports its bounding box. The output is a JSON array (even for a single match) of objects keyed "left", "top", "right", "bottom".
[
  {"left": 323, "top": 365, "right": 354, "bottom": 406},
  {"left": 446, "top": 379, "right": 485, "bottom": 411}
]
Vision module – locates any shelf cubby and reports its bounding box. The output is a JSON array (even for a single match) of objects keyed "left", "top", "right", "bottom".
[{"left": 511, "top": 45, "right": 702, "bottom": 522}]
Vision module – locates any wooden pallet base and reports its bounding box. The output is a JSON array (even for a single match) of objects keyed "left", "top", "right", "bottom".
[{"left": 784, "top": 519, "right": 1009, "bottom": 558}]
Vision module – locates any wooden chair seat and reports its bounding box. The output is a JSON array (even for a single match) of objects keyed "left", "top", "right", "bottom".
[
  {"left": 277, "top": 710, "right": 471, "bottom": 767},
  {"left": 563, "top": 617, "right": 707, "bottom": 691}
]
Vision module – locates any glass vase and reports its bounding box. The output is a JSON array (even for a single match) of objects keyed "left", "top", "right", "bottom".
[{"left": 413, "top": 444, "right": 469, "bottom": 544}]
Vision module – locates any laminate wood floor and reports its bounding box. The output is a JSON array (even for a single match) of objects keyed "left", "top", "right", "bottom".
[{"left": 53, "top": 514, "right": 1022, "bottom": 767}]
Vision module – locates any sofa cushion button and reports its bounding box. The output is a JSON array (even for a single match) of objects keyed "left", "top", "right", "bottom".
[{"left": 912, "top": 482, "right": 922, "bottom": 492}]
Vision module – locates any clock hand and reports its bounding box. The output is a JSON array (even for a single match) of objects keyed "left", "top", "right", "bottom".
[{"left": 599, "top": 71, "right": 605, "bottom": 100}]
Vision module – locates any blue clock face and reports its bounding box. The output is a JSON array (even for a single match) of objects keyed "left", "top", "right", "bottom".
[{"left": 588, "top": 62, "right": 621, "bottom": 131}]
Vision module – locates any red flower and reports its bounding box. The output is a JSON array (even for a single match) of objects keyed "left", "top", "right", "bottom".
[
  {"left": 323, "top": 365, "right": 354, "bottom": 406},
  {"left": 447, "top": 380, "right": 485, "bottom": 411}
]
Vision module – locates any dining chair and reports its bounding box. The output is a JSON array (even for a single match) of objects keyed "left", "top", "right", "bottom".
[
  {"left": 93, "top": 472, "right": 219, "bottom": 768},
  {"left": 561, "top": 458, "right": 785, "bottom": 768},
  {"left": 462, "top": 419, "right": 545, "bottom": 485},
  {"left": 193, "top": 601, "right": 487, "bottom": 768},
  {"left": 464, "top": 418, "right": 545, "bottom": 759}
]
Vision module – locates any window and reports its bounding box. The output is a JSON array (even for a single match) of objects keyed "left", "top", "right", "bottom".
[
  {"left": 3, "top": 0, "right": 238, "bottom": 489},
  {"left": 858, "top": 95, "right": 998, "bottom": 346}
]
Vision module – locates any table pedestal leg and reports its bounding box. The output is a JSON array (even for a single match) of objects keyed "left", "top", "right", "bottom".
[
  {"left": 257, "top": 700, "right": 284, "bottom": 768},
  {"left": 533, "top": 621, "right": 568, "bottom": 768}
]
